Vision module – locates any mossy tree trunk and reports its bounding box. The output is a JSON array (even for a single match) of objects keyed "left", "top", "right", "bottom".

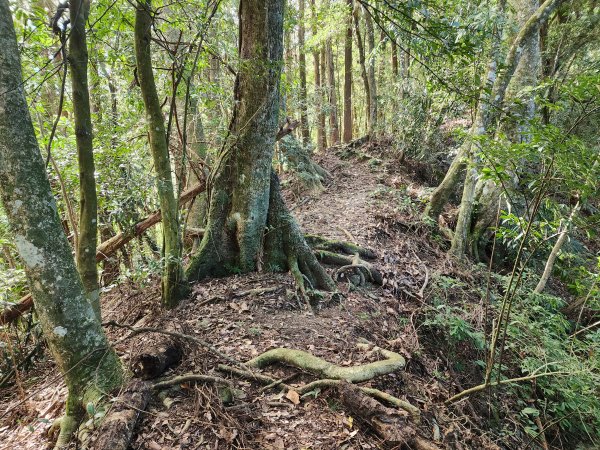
[
  {"left": 470, "top": 0, "right": 544, "bottom": 250},
  {"left": 186, "top": 0, "right": 335, "bottom": 293},
  {"left": 135, "top": 0, "right": 187, "bottom": 308},
  {"left": 0, "top": 5, "right": 123, "bottom": 447},
  {"left": 425, "top": 0, "right": 564, "bottom": 256},
  {"left": 69, "top": 0, "right": 100, "bottom": 318}
]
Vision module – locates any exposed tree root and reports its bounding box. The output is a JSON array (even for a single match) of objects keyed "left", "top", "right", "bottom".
[
  {"left": 306, "top": 234, "right": 377, "bottom": 259},
  {"left": 337, "top": 381, "right": 438, "bottom": 450},
  {"left": 153, "top": 373, "right": 232, "bottom": 390},
  {"left": 247, "top": 342, "right": 405, "bottom": 383},
  {"left": 88, "top": 380, "right": 152, "bottom": 450},
  {"left": 313, "top": 250, "right": 383, "bottom": 286},
  {"left": 216, "top": 365, "right": 419, "bottom": 421}
]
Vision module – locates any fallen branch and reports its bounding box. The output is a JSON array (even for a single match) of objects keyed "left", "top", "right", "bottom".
[
  {"left": 0, "top": 182, "right": 206, "bottom": 326},
  {"left": 445, "top": 370, "right": 574, "bottom": 405}
]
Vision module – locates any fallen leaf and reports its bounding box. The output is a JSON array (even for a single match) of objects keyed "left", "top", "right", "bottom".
[{"left": 285, "top": 390, "right": 300, "bottom": 405}]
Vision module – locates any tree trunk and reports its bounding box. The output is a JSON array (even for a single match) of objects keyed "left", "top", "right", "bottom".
[
  {"left": 326, "top": 38, "right": 340, "bottom": 144},
  {"left": 0, "top": 5, "right": 123, "bottom": 447},
  {"left": 342, "top": 0, "right": 353, "bottom": 143},
  {"left": 470, "top": 0, "right": 544, "bottom": 249},
  {"left": 311, "top": 0, "right": 326, "bottom": 151},
  {"left": 298, "top": 0, "right": 310, "bottom": 144},
  {"left": 320, "top": 46, "right": 328, "bottom": 148},
  {"left": 364, "top": 7, "right": 377, "bottom": 134},
  {"left": 391, "top": 38, "right": 398, "bottom": 77},
  {"left": 134, "top": 0, "right": 187, "bottom": 308},
  {"left": 353, "top": 9, "right": 370, "bottom": 136},
  {"left": 534, "top": 206, "right": 578, "bottom": 294},
  {"left": 186, "top": 94, "right": 209, "bottom": 253},
  {"left": 186, "top": 0, "right": 335, "bottom": 293},
  {"left": 424, "top": 0, "right": 563, "bottom": 232},
  {"left": 69, "top": 0, "right": 100, "bottom": 318}
]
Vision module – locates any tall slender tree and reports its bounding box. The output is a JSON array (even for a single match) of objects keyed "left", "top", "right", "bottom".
[
  {"left": 135, "top": 0, "right": 187, "bottom": 307},
  {"left": 311, "top": 0, "right": 327, "bottom": 151},
  {"left": 0, "top": 4, "right": 123, "bottom": 447},
  {"left": 364, "top": 7, "right": 377, "bottom": 134},
  {"left": 342, "top": 0, "right": 353, "bottom": 142},
  {"left": 325, "top": 37, "right": 340, "bottom": 144},
  {"left": 298, "top": 0, "right": 310, "bottom": 144},
  {"left": 69, "top": 0, "right": 100, "bottom": 317}
]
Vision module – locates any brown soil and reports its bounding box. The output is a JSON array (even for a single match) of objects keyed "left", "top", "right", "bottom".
[{"left": 0, "top": 142, "right": 504, "bottom": 450}]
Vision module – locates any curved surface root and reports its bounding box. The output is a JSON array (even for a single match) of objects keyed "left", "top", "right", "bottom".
[
  {"left": 246, "top": 342, "right": 404, "bottom": 383},
  {"left": 306, "top": 235, "right": 377, "bottom": 260}
]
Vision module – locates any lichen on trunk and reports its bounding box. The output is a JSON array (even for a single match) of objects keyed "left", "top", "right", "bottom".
[
  {"left": 134, "top": 0, "right": 187, "bottom": 307},
  {"left": 0, "top": 5, "right": 123, "bottom": 447},
  {"left": 186, "top": 0, "right": 335, "bottom": 294}
]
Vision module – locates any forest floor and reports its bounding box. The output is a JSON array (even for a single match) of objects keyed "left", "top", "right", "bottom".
[{"left": 1, "top": 140, "right": 509, "bottom": 449}]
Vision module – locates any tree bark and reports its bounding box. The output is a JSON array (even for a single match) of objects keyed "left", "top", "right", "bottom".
[
  {"left": 364, "top": 7, "right": 377, "bottom": 134},
  {"left": 69, "top": 0, "right": 100, "bottom": 318},
  {"left": 470, "top": 0, "right": 545, "bottom": 250},
  {"left": 534, "top": 205, "right": 578, "bottom": 294},
  {"left": 310, "top": 0, "right": 326, "bottom": 151},
  {"left": 424, "top": 0, "right": 563, "bottom": 236},
  {"left": 186, "top": 0, "right": 335, "bottom": 293},
  {"left": 353, "top": 9, "right": 370, "bottom": 135},
  {"left": 342, "top": 0, "right": 353, "bottom": 142},
  {"left": 325, "top": 37, "right": 340, "bottom": 144},
  {"left": 135, "top": 0, "right": 187, "bottom": 308},
  {"left": 0, "top": 5, "right": 123, "bottom": 447},
  {"left": 298, "top": 0, "right": 310, "bottom": 144},
  {"left": 391, "top": 38, "right": 398, "bottom": 77}
]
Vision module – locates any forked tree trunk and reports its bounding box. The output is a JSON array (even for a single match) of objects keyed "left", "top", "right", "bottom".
[
  {"left": 298, "top": 0, "right": 310, "bottom": 144},
  {"left": 69, "top": 0, "right": 100, "bottom": 317},
  {"left": 470, "top": 0, "right": 544, "bottom": 250},
  {"left": 0, "top": 5, "right": 123, "bottom": 447},
  {"left": 342, "top": 0, "right": 353, "bottom": 142},
  {"left": 424, "top": 0, "right": 564, "bottom": 235},
  {"left": 135, "top": 0, "right": 187, "bottom": 308},
  {"left": 186, "top": 0, "right": 335, "bottom": 293}
]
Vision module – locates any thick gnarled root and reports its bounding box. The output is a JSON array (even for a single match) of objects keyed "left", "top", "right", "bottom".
[
  {"left": 246, "top": 342, "right": 405, "bottom": 383},
  {"left": 306, "top": 235, "right": 377, "bottom": 260},
  {"left": 313, "top": 250, "right": 383, "bottom": 286}
]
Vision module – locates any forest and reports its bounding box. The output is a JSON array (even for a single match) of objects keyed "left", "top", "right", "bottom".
[{"left": 0, "top": 0, "right": 598, "bottom": 448}]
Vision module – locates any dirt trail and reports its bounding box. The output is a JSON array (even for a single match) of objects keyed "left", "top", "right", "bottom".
[{"left": 0, "top": 146, "right": 499, "bottom": 450}]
